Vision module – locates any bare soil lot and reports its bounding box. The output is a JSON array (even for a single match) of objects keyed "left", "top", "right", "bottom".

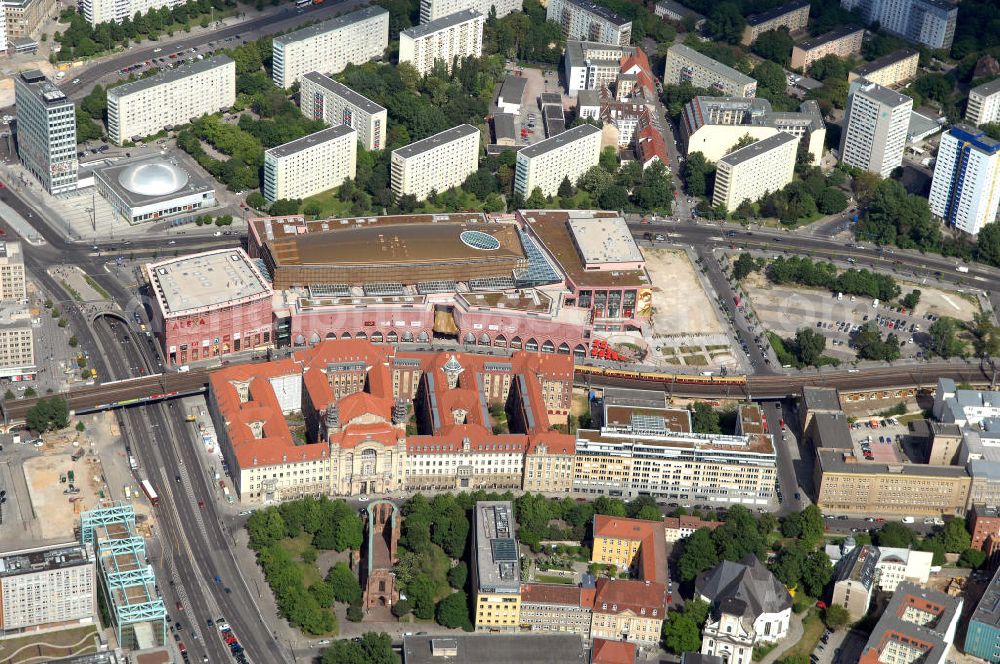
[
  {"left": 644, "top": 248, "right": 723, "bottom": 336},
  {"left": 23, "top": 450, "right": 101, "bottom": 540}
]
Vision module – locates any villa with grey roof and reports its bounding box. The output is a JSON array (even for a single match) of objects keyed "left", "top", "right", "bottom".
[{"left": 696, "top": 555, "right": 792, "bottom": 663}]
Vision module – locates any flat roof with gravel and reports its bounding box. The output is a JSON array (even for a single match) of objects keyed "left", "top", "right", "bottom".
[
  {"left": 273, "top": 6, "right": 388, "bottom": 46},
  {"left": 301, "top": 72, "right": 386, "bottom": 115},
  {"left": 108, "top": 56, "right": 233, "bottom": 98},
  {"left": 266, "top": 125, "right": 355, "bottom": 160},
  {"left": 392, "top": 124, "right": 479, "bottom": 159},
  {"left": 147, "top": 249, "right": 271, "bottom": 316}
]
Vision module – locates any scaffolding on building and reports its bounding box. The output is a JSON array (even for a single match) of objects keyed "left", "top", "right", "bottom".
[{"left": 80, "top": 503, "right": 167, "bottom": 649}]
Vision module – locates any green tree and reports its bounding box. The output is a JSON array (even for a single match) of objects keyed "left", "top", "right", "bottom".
[
  {"left": 594, "top": 495, "right": 627, "bottom": 517},
  {"left": 408, "top": 574, "right": 438, "bottom": 620},
  {"left": 817, "top": 188, "right": 848, "bottom": 215},
  {"left": 800, "top": 550, "right": 833, "bottom": 597},
  {"left": 691, "top": 402, "right": 721, "bottom": 434},
  {"left": 268, "top": 199, "right": 301, "bottom": 216},
  {"left": 662, "top": 612, "right": 701, "bottom": 653},
  {"left": 958, "top": 548, "right": 987, "bottom": 569},
  {"left": 810, "top": 54, "right": 852, "bottom": 81},
  {"left": 901, "top": 290, "right": 921, "bottom": 309},
  {"left": 25, "top": 397, "right": 70, "bottom": 433},
  {"left": 2, "top": 389, "right": 13, "bottom": 400},
  {"left": 598, "top": 185, "right": 629, "bottom": 210},
  {"left": 436, "top": 590, "right": 472, "bottom": 629},
  {"left": 76, "top": 421, "right": 86, "bottom": 432},
  {"left": 939, "top": 519, "right": 971, "bottom": 553},
  {"left": 706, "top": 2, "right": 746, "bottom": 43},
  {"left": 752, "top": 28, "right": 794, "bottom": 65},
  {"left": 875, "top": 522, "right": 917, "bottom": 548},
  {"left": 246, "top": 508, "right": 288, "bottom": 550},
  {"left": 794, "top": 327, "right": 827, "bottom": 367},
  {"left": 557, "top": 176, "right": 575, "bottom": 199},
  {"left": 391, "top": 598, "right": 412, "bottom": 618},
  {"left": 733, "top": 253, "right": 756, "bottom": 280},
  {"left": 321, "top": 632, "right": 398, "bottom": 664},
  {"left": 928, "top": 317, "right": 965, "bottom": 358},
  {"left": 753, "top": 60, "right": 787, "bottom": 96},
  {"left": 683, "top": 152, "right": 712, "bottom": 197},
  {"left": 246, "top": 192, "right": 267, "bottom": 210},
  {"left": 447, "top": 562, "right": 468, "bottom": 589},
  {"left": 599, "top": 146, "right": 619, "bottom": 172},
  {"left": 677, "top": 528, "right": 722, "bottom": 582},
  {"left": 81, "top": 83, "right": 107, "bottom": 120},
  {"left": 76, "top": 108, "right": 104, "bottom": 142},
  {"left": 854, "top": 322, "right": 901, "bottom": 362},
  {"left": 309, "top": 580, "right": 335, "bottom": 608},
  {"left": 327, "top": 561, "right": 362, "bottom": 605},
  {"left": 824, "top": 603, "right": 851, "bottom": 630},
  {"left": 525, "top": 187, "right": 547, "bottom": 209}
]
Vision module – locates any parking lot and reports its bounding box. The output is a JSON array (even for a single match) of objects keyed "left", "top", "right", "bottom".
[
  {"left": 849, "top": 417, "right": 910, "bottom": 464},
  {"left": 746, "top": 276, "right": 979, "bottom": 362}
]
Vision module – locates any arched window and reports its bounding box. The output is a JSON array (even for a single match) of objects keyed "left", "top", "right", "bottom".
[
  {"left": 386, "top": 330, "right": 398, "bottom": 343},
  {"left": 525, "top": 338, "right": 538, "bottom": 351},
  {"left": 557, "top": 342, "right": 570, "bottom": 355},
  {"left": 541, "top": 340, "right": 555, "bottom": 353},
  {"left": 510, "top": 336, "right": 523, "bottom": 349},
  {"left": 494, "top": 334, "right": 507, "bottom": 347},
  {"left": 371, "top": 331, "right": 384, "bottom": 343}
]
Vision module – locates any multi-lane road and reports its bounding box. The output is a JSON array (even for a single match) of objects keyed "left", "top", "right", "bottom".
[{"left": 95, "top": 314, "right": 288, "bottom": 663}]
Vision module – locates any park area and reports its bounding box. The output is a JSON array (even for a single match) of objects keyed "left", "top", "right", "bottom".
[{"left": 0, "top": 625, "right": 98, "bottom": 663}]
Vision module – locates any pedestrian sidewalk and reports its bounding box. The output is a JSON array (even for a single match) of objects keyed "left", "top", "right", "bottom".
[{"left": 758, "top": 612, "right": 805, "bottom": 664}]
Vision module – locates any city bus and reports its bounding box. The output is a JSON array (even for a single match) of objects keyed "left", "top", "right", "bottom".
[{"left": 140, "top": 479, "right": 160, "bottom": 507}]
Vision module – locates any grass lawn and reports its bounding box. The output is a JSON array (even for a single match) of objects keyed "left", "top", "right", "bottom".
[
  {"left": 300, "top": 189, "right": 355, "bottom": 219},
  {"left": 280, "top": 534, "right": 321, "bottom": 587},
  {"left": 535, "top": 574, "right": 574, "bottom": 584},
  {"left": 683, "top": 354, "right": 708, "bottom": 366},
  {"left": 782, "top": 609, "right": 825, "bottom": 660},
  {"left": 898, "top": 412, "right": 926, "bottom": 424},
  {"left": 0, "top": 625, "right": 98, "bottom": 663}
]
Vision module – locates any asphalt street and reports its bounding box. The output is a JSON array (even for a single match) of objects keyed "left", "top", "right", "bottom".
[
  {"left": 1, "top": 0, "right": 361, "bottom": 116},
  {"left": 95, "top": 315, "right": 289, "bottom": 663}
]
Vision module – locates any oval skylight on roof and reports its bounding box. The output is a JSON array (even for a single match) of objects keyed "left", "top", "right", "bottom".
[{"left": 460, "top": 230, "right": 501, "bottom": 251}]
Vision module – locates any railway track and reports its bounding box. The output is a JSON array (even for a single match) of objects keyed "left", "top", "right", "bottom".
[{"left": 3, "top": 359, "right": 992, "bottom": 423}]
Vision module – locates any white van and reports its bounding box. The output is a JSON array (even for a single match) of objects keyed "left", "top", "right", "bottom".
[
  {"left": 873, "top": 299, "right": 880, "bottom": 309},
  {"left": 837, "top": 292, "right": 843, "bottom": 301},
  {"left": 901, "top": 516, "right": 915, "bottom": 524}
]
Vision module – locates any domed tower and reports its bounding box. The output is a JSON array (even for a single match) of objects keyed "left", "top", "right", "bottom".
[
  {"left": 442, "top": 354, "right": 464, "bottom": 389},
  {"left": 324, "top": 403, "right": 340, "bottom": 437}
]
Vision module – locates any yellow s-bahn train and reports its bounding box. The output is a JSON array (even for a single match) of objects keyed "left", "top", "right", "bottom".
[{"left": 573, "top": 364, "right": 749, "bottom": 386}]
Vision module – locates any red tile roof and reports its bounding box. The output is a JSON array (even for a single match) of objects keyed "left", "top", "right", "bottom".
[
  {"left": 593, "top": 515, "right": 668, "bottom": 585},
  {"left": 593, "top": 578, "right": 667, "bottom": 617},
  {"left": 520, "top": 583, "right": 596, "bottom": 609},
  {"left": 591, "top": 638, "right": 637, "bottom": 664},
  {"left": 209, "top": 359, "right": 330, "bottom": 468},
  {"left": 211, "top": 340, "right": 575, "bottom": 471}
]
